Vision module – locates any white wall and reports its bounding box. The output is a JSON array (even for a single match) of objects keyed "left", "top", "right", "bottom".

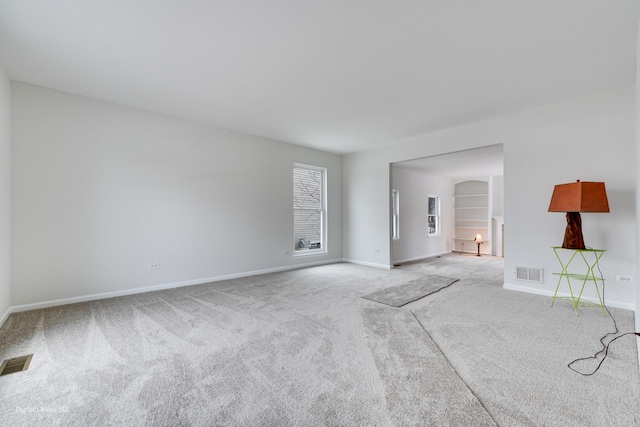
[
  {"left": 491, "top": 175, "right": 504, "bottom": 257},
  {"left": 635, "top": 17, "right": 640, "bottom": 358},
  {"left": 0, "top": 64, "right": 10, "bottom": 322},
  {"left": 391, "top": 167, "right": 452, "bottom": 263},
  {"left": 11, "top": 82, "right": 342, "bottom": 308},
  {"left": 504, "top": 90, "right": 635, "bottom": 309},
  {"left": 491, "top": 175, "right": 504, "bottom": 217},
  {"left": 344, "top": 88, "right": 636, "bottom": 309}
]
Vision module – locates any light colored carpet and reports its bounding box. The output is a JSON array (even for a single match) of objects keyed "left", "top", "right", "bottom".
[
  {"left": 0, "top": 254, "right": 638, "bottom": 426},
  {"left": 402, "top": 254, "right": 640, "bottom": 426},
  {"left": 412, "top": 285, "right": 640, "bottom": 426},
  {"left": 361, "top": 306, "right": 495, "bottom": 426},
  {"left": 0, "top": 264, "right": 478, "bottom": 426},
  {"left": 361, "top": 275, "right": 459, "bottom": 307}
]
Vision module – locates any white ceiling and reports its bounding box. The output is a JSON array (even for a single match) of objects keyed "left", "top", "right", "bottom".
[
  {"left": 394, "top": 144, "right": 503, "bottom": 180},
  {"left": 0, "top": 1, "right": 637, "bottom": 155}
]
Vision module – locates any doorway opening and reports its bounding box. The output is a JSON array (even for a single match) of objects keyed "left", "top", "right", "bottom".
[{"left": 390, "top": 144, "right": 503, "bottom": 266}]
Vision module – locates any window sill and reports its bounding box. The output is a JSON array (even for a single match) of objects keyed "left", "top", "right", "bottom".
[{"left": 293, "top": 250, "right": 329, "bottom": 258}]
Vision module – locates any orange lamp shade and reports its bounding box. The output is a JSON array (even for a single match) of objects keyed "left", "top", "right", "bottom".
[{"left": 548, "top": 181, "right": 609, "bottom": 213}]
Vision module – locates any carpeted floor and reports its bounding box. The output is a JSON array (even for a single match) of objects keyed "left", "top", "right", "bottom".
[
  {"left": 361, "top": 275, "right": 459, "bottom": 307},
  {"left": 0, "top": 254, "right": 638, "bottom": 426}
]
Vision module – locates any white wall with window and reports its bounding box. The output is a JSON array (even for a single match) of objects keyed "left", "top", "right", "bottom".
[
  {"left": 10, "top": 83, "right": 343, "bottom": 307},
  {"left": 293, "top": 164, "right": 327, "bottom": 255},
  {"left": 390, "top": 166, "right": 452, "bottom": 264},
  {"left": 427, "top": 195, "right": 440, "bottom": 236}
]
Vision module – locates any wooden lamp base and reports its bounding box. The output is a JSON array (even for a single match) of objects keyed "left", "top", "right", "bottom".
[{"left": 562, "top": 212, "right": 585, "bottom": 249}]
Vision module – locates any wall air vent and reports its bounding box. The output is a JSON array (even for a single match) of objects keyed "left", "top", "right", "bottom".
[{"left": 515, "top": 267, "right": 544, "bottom": 284}]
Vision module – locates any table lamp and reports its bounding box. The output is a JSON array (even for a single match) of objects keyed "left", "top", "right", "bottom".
[
  {"left": 474, "top": 234, "right": 483, "bottom": 256},
  {"left": 547, "top": 180, "right": 609, "bottom": 249}
]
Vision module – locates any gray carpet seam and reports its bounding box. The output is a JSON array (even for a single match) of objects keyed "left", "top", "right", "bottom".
[
  {"left": 399, "top": 279, "right": 461, "bottom": 308},
  {"left": 362, "top": 275, "right": 460, "bottom": 307},
  {"left": 410, "top": 310, "right": 501, "bottom": 427}
]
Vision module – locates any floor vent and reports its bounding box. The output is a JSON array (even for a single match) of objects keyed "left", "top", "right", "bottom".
[
  {"left": 0, "top": 354, "right": 33, "bottom": 376},
  {"left": 515, "top": 267, "right": 544, "bottom": 284}
]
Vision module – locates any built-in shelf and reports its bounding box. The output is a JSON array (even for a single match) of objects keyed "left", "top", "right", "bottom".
[{"left": 453, "top": 180, "right": 490, "bottom": 254}]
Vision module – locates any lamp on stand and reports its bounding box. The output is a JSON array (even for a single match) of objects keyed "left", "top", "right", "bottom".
[
  {"left": 474, "top": 234, "right": 483, "bottom": 256},
  {"left": 548, "top": 180, "right": 609, "bottom": 249}
]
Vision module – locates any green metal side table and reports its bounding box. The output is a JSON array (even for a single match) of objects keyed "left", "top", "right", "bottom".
[{"left": 551, "top": 247, "right": 606, "bottom": 316}]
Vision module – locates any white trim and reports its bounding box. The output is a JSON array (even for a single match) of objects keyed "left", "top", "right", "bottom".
[
  {"left": 293, "top": 163, "right": 328, "bottom": 255},
  {"left": 293, "top": 162, "right": 325, "bottom": 172},
  {"left": 392, "top": 251, "right": 450, "bottom": 265},
  {"left": 1, "top": 259, "right": 342, "bottom": 323},
  {"left": 427, "top": 194, "right": 441, "bottom": 237},
  {"left": 293, "top": 249, "right": 329, "bottom": 258},
  {"left": 0, "top": 306, "right": 11, "bottom": 328},
  {"left": 391, "top": 189, "right": 400, "bottom": 240},
  {"left": 342, "top": 258, "right": 391, "bottom": 270},
  {"left": 503, "top": 282, "right": 636, "bottom": 311},
  {"left": 636, "top": 304, "right": 640, "bottom": 371}
]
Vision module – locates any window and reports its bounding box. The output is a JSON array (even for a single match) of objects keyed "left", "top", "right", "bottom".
[
  {"left": 392, "top": 189, "right": 400, "bottom": 240},
  {"left": 427, "top": 195, "right": 440, "bottom": 236},
  {"left": 293, "top": 164, "right": 327, "bottom": 254}
]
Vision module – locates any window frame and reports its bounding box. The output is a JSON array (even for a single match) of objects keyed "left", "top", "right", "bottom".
[
  {"left": 392, "top": 189, "right": 400, "bottom": 240},
  {"left": 293, "top": 163, "right": 328, "bottom": 256},
  {"left": 427, "top": 194, "right": 440, "bottom": 237}
]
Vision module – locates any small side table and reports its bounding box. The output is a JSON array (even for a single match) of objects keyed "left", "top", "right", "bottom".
[{"left": 551, "top": 247, "right": 606, "bottom": 316}]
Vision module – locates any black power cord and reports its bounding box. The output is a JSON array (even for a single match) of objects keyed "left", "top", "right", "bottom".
[{"left": 567, "top": 250, "right": 640, "bottom": 376}]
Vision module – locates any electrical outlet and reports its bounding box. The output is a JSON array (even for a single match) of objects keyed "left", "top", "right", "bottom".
[
  {"left": 149, "top": 262, "right": 159, "bottom": 269},
  {"left": 616, "top": 275, "right": 633, "bottom": 282}
]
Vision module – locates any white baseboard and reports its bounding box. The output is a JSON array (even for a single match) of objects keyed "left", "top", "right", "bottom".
[
  {"left": 636, "top": 317, "right": 640, "bottom": 372},
  {"left": 342, "top": 258, "right": 391, "bottom": 270},
  {"left": 2, "top": 258, "right": 343, "bottom": 324},
  {"left": 392, "top": 251, "right": 450, "bottom": 265},
  {"left": 503, "top": 282, "right": 636, "bottom": 311},
  {"left": 0, "top": 306, "right": 11, "bottom": 328}
]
